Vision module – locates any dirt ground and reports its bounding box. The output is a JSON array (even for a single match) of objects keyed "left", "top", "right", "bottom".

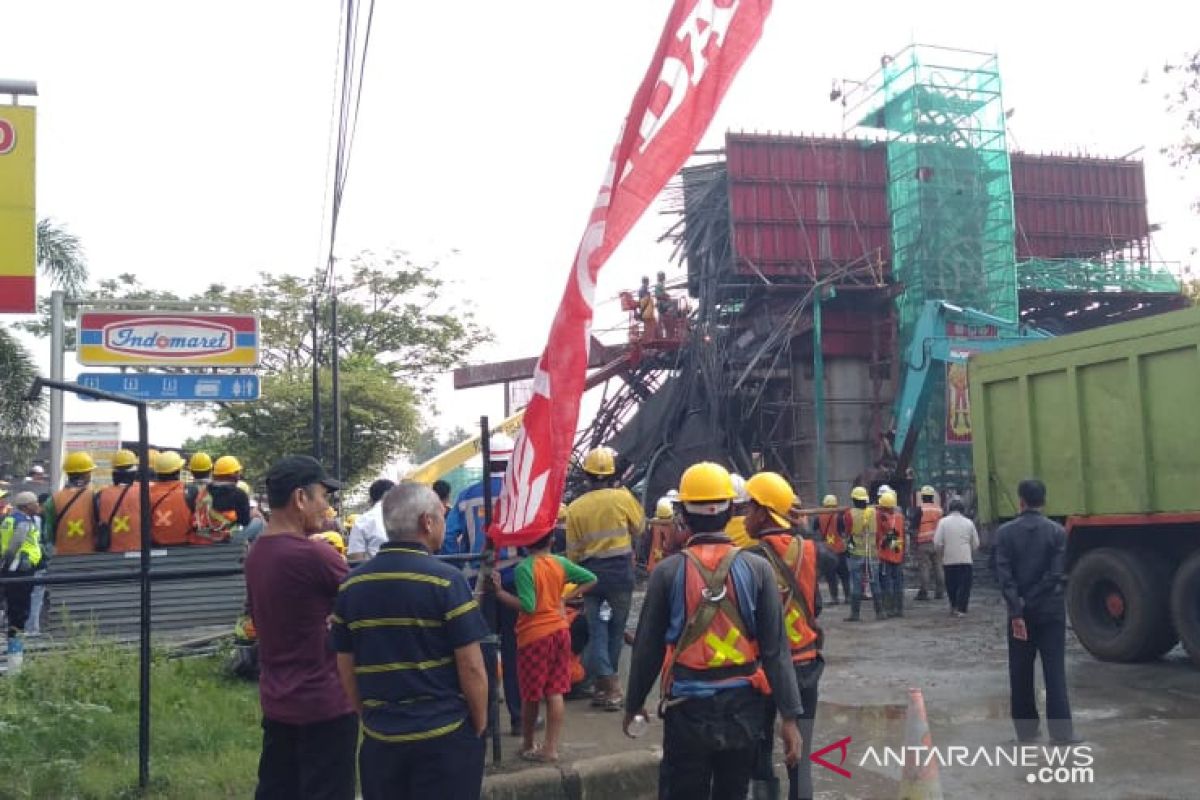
[{"left": 487, "top": 571, "right": 1200, "bottom": 799}]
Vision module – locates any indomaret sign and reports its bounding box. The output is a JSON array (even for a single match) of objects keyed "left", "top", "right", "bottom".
[
  {"left": 77, "top": 311, "right": 260, "bottom": 367},
  {"left": 490, "top": 0, "right": 773, "bottom": 547}
]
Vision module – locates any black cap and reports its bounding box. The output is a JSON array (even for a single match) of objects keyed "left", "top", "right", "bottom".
[{"left": 265, "top": 455, "right": 342, "bottom": 497}]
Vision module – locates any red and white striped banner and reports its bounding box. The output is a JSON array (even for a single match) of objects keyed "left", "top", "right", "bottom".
[{"left": 490, "top": 0, "right": 772, "bottom": 547}]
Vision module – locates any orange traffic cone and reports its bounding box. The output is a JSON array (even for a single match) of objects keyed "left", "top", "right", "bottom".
[{"left": 899, "top": 687, "right": 943, "bottom": 800}]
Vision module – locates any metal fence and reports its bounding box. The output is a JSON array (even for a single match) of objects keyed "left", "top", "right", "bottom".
[{"left": 39, "top": 546, "right": 245, "bottom": 639}]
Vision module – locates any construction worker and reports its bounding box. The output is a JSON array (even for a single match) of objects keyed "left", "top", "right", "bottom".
[
  {"left": 636, "top": 275, "right": 657, "bottom": 338},
  {"left": 725, "top": 474, "right": 752, "bottom": 547},
  {"left": 646, "top": 497, "right": 678, "bottom": 573},
  {"left": 188, "top": 451, "right": 213, "bottom": 487},
  {"left": 910, "top": 485, "right": 945, "bottom": 601},
  {"left": 190, "top": 455, "right": 255, "bottom": 545},
  {"left": 149, "top": 451, "right": 192, "bottom": 546},
  {"left": 565, "top": 445, "right": 644, "bottom": 711},
  {"left": 876, "top": 490, "right": 906, "bottom": 618},
  {"left": 44, "top": 451, "right": 100, "bottom": 555},
  {"left": 812, "top": 494, "right": 850, "bottom": 605},
  {"left": 745, "top": 472, "right": 832, "bottom": 800},
  {"left": 444, "top": 433, "right": 525, "bottom": 733},
  {"left": 2, "top": 491, "right": 44, "bottom": 643},
  {"left": 843, "top": 486, "right": 877, "bottom": 622},
  {"left": 97, "top": 449, "right": 143, "bottom": 553},
  {"left": 623, "top": 462, "right": 802, "bottom": 800}
]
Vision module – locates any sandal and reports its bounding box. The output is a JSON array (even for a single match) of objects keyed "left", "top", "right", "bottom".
[{"left": 520, "top": 744, "right": 558, "bottom": 763}]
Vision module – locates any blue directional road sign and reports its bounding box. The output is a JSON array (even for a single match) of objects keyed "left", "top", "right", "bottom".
[{"left": 77, "top": 373, "right": 260, "bottom": 402}]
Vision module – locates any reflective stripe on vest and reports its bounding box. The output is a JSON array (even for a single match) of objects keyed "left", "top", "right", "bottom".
[
  {"left": 917, "top": 504, "right": 942, "bottom": 544},
  {"left": 672, "top": 543, "right": 759, "bottom": 673},
  {"left": 149, "top": 482, "right": 191, "bottom": 546},
  {"left": 53, "top": 486, "right": 97, "bottom": 555},
  {"left": 189, "top": 485, "right": 236, "bottom": 545},
  {"left": 98, "top": 483, "right": 142, "bottom": 553},
  {"left": 847, "top": 507, "right": 874, "bottom": 557},
  {"left": 817, "top": 512, "right": 844, "bottom": 553},
  {"left": 876, "top": 510, "right": 905, "bottom": 564},
  {"left": 763, "top": 535, "right": 822, "bottom": 662}
]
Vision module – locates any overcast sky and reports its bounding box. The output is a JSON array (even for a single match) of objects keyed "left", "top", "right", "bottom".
[{"left": 3, "top": 1, "right": 1197, "bottom": 479}]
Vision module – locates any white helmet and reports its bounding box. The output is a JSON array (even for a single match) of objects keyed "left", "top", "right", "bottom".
[
  {"left": 730, "top": 474, "right": 750, "bottom": 505},
  {"left": 876, "top": 483, "right": 893, "bottom": 499},
  {"left": 487, "top": 433, "right": 515, "bottom": 459},
  {"left": 665, "top": 489, "right": 680, "bottom": 503}
]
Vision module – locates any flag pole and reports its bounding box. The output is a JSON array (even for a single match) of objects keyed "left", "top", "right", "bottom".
[{"left": 479, "top": 416, "right": 502, "bottom": 763}]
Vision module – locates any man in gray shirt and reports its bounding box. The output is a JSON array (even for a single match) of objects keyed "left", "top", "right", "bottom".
[{"left": 623, "top": 462, "right": 801, "bottom": 800}]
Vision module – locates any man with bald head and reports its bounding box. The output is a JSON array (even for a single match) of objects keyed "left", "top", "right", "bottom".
[{"left": 332, "top": 482, "right": 491, "bottom": 800}]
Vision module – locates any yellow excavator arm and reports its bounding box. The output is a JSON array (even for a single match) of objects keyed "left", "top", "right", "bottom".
[{"left": 403, "top": 411, "right": 526, "bottom": 485}]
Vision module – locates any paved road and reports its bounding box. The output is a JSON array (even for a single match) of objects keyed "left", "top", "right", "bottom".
[{"left": 486, "top": 581, "right": 1200, "bottom": 798}]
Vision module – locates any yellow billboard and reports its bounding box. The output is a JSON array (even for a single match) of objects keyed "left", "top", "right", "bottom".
[{"left": 0, "top": 104, "right": 35, "bottom": 313}]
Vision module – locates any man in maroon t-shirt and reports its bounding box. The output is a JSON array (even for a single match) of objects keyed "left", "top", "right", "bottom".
[{"left": 245, "top": 455, "right": 356, "bottom": 800}]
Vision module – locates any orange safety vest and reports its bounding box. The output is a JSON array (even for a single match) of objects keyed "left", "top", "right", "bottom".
[
  {"left": 917, "top": 503, "right": 942, "bottom": 545},
  {"left": 149, "top": 481, "right": 192, "bottom": 546},
  {"left": 646, "top": 519, "right": 675, "bottom": 573},
  {"left": 189, "top": 484, "right": 236, "bottom": 545},
  {"left": 660, "top": 542, "right": 769, "bottom": 696},
  {"left": 816, "top": 511, "right": 844, "bottom": 554},
  {"left": 876, "top": 509, "right": 905, "bottom": 564},
  {"left": 97, "top": 482, "right": 142, "bottom": 553},
  {"left": 52, "top": 485, "right": 98, "bottom": 555},
  {"left": 760, "top": 534, "right": 823, "bottom": 663}
]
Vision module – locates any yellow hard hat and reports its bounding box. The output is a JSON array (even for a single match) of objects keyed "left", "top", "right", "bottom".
[
  {"left": 582, "top": 446, "right": 617, "bottom": 477},
  {"left": 745, "top": 472, "right": 795, "bottom": 528},
  {"left": 879, "top": 491, "right": 898, "bottom": 509},
  {"left": 678, "top": 462, "right": 735, "bottom": 504},
  {"left": 112, "top": 449, "right": 139, "bottom": 470},
  {"left": 655, "top": 498, "right": 674, "bottom": 520},
  {"left": 822, "top": 494, "right": 838, "bottom": 508},
  {"left": 325, "top": 507, "right": 338, "bottom": 520},
  {"left": 64, "top": 451, "right": 96, "bottom": 474},
  {"left": 850, "top": 486, "right": 870, "bottom": 502},
  {"left": 343, "top": 513, "right": 359, "bottom": 532},
  {"left": 920, "top": 485, "right": 936, "bottom": 497},
  {"left": 312, "top": 531, "right": 346, "bottom": 556},
  {"left": 213, "top": 455, "right": 242, "bottom": 477},
  {"left": 154, "top": 450, "right": 185, "bottom": 475},
  {"left": 189, "top": 452, "right": 213, "bottom": 473}
]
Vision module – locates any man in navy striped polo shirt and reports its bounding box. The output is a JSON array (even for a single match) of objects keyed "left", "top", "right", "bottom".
[{"left": 332, "top": 482, "right": 490, "bottom": 800}]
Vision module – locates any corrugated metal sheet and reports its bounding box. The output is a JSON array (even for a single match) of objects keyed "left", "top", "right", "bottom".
[
  {"left": 41, "top": 546, "right": 244, "bottom": 639},
  {"left": 726, "top": 133, "right": 891, "bottom": 277},
  {"left": 1011, "top": 153, "right": 1149, "bottom": 259},
  {"left": 719, "top": 135, "right": 1150, "bottom": 277}
]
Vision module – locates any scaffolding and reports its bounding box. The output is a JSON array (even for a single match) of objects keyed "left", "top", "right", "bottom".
[{"left": 846, "top": 45, "right": 1019, "bottom": 492}]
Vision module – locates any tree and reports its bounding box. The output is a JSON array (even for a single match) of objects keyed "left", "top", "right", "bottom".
[
  {"left": 0, "top": 219, "right": 88, "bottom": 471},
  {"left": 36, "top": 218, "right": 88, "bottom": 297},
  {"left": 187, "top": 363, "right": 420, "bottom": 488},
  {"left": 410, "top": 424, "right": 474, "bottom": 464}
]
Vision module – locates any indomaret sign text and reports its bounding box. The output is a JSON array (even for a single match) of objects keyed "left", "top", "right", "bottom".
[{"left": 77, "top": 311, "right": 260, "bottom": 367}]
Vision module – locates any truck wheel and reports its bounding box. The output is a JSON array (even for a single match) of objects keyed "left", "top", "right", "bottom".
[
  {"left": 1170, "top": 552, "right": 1200, "bottom": 668},
  {"left": 1068, "top": 548, "right": 1172, "bottom": 662}
]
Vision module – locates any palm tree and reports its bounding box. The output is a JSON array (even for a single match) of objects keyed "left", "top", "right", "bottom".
[
  {"left": 0, "top": 219, "right": 88, "bottom": 472},
  {"left": 37, "top": 217, "right": 88, "bottom": 296}
]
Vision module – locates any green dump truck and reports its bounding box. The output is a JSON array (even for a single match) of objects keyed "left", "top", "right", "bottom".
[{"left": 970, "top": 306, "right": 1200, "bottom": 666}]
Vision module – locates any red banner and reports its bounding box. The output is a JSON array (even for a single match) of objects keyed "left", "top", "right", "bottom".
[{"left": 490, "top": 0, "right": 772, "bottom": 546}]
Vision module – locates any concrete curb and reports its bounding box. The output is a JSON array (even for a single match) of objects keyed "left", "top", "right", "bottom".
[{"left": 483, "top": 748, "right": 661, "bottom": 800}]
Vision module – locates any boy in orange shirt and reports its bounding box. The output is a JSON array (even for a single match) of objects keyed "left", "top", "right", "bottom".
[{"left": 491, "top": 532, "right": 597, "bottom": 762}]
